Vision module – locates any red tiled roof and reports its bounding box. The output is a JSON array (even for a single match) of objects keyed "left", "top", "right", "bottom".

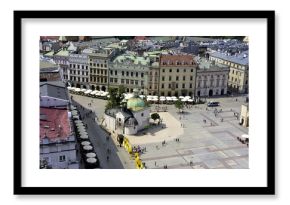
[
  {"left": 160, "top": 54, "right": 196, "bottom": 67},
  {"left": 134, "top": 36, "right": 147, "bottom": 41},
  {"left": 40, "top": 108, "right": 71, "bottom": 141},
  {"left": 40, "top": 36, "right": 59, "bottom": 41}
]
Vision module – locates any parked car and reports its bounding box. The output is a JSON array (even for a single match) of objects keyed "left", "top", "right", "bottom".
[{"left": 207, "top": 101, "right": 220, "bottom": 107}]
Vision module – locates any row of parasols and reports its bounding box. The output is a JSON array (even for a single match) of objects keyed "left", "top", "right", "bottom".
[
  {"left": 71, "top": 106, "right": 100, "bottom": 168},
  {"left": 68, "top": 87, "right": 110, "bottom": 98},
  {"left": 123, "top": 93, "right": 194, "bottom": 102}
]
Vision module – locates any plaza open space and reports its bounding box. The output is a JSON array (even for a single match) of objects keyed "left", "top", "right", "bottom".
[{"left": 71, "top": 93, "right": 248, "bottom": 169}]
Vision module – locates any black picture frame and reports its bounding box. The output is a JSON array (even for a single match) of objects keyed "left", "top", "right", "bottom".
[{"left": 14, "top": 10, "right": 275, "bottom": 195}]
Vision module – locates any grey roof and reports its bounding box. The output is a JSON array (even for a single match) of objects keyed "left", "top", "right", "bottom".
[
  {"left": 197, "top": 58, "right": 229, "bottom": 70},
  {"left": 40, "top": 82, "right": 68, "bottom": 100},
  {"left": 209, "top": 51, "right": 248, "bottom": 66},
  {"left": 40, "top": 60, "right": 59, "bottom": 72},
  {"left": 105, "top": 108, "right": 133, "bottom": 119}
]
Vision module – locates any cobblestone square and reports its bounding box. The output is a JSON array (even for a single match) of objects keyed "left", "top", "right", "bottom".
[{"left": 71, "top": 94, "right": 248, "bottom": 169}]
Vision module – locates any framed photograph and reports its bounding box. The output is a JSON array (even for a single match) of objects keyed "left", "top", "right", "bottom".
[{"left": 14, "top": 10, "right": 275, "bottom": 195}]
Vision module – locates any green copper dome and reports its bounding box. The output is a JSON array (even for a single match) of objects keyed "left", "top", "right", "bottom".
[{"left": 127, "top": 97, "right": 145, "bottom": 112}]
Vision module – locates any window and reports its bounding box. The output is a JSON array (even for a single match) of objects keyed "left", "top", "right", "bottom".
[
  {"left": 182, "top": 83, "right": 185, "bottom": 88},
  {"left": 59, "top": 155, "right": 65, "bottom": 162},
  {"left": 136, "top": 72, "right": 138, "bottom": 77},
  {"left": 176, "top": 76, "right": 179, "bottom": 81},
  {"left": 162, "top": 69, "right": 165, "bottom": 72},
  {"left": 110, "top": 70, "right": 113, "bottom": 75},
  {"left": 190, "top": 76, "right": 193, "bottom": 81},
  {"left": 191, "top": 69, "right": 193, "bottom": 72},
  {"left": 169, "top": 69, "right": 172, "bottom": 73},
  {"left": 131, "top": 72, "right": 133, "bottom": 77},
  {"left": 183, "top": 76, "right": 186, "bottom": 81},
  {"left": 169, "top": 76, "right": 172, "bottom": 81},
  {"left": 126, "top": 79, "right": 129, "bottom": 84},
  {"left": 189, "top": 83, "right": 192, "bottom": 88},
  {"left": 168, "top": 84, "right": 171, "bottom": 88},
  {"left": 114, "top": 78, "right": 118, "bottom": 83},
  {"left": 141, "top": 73, "right": 144, "bottom": 78},
  {"left": 115, "top": 71, "right": 117, "bottom": 75},
  {"left": 135, "top": 80, "right": 138, "bottom": 85},
  {"left": 122, "top": 71, "right": 124, "bottom": 76},
  {"left": 110, "top": 78, "right": 113, "bottom": 83},
  {"left": 162, "top": 76, "right": 165, "bottom": 81},
  {"left": 141, "top": 113, "right": 144, "bottom": 117},
  {"left": 184, "top": 69, "right": 186, "bottom": 72},
  {"left": 177, "top": 69, "right": 179, "bottom": 73},
  {"left": 176, "top": 83, "right": 178, "bottom": 88},
  {"left": 121, "top": 79, "right": 124, "bottom": 84},
  {"left": 126, "top": 71, "right": 129, "bottom": 76},
  {"left": 161, "top": 83, "right": 164, "bottom": 88}
]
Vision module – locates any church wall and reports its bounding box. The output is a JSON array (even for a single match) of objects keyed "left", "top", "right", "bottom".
[
  {"left": 104, "top": 114, "right": 116, "bottom": 132},
  {"left": 132, "top": 108, "right": 150, "bottom": 131}
]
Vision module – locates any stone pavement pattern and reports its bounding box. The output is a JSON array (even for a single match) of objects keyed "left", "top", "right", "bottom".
[{"left": 71, "top": 94, "right": 248, "bottom": 169}]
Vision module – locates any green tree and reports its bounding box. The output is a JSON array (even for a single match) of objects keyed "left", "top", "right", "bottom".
[
  {"left": 106, "top": 86, "right": 127, "bottom": 110},
  {"left": 175, "top": 99, "right": 184, "bottom": 113},
  {"left": 118, "top": 85, "right": 126, "bottom": 96},
  {"left": 151, "top": 113, "right": 160, "bottom": 123}
]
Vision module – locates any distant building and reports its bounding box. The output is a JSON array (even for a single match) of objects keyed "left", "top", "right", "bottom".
[
  {"left": 40, "top": 81, "right": 69, "bottom": 108},
  {"left": 40, "top": 41, "right": 61, "bottom": 54},
  {"left": 148, "top": 62, "right": 160, "bottom": 96},
  {"left": 209, "top": 50, "right": 249, "bottom": 94},
  {"left": 40, "top": 60, "right": 63, "bottom": 82},
  {"left": 195, "top": 58, "right": 230, "bottom": 97},
  {"left": 144, "top": 51, "right": 162, "bottom": 96},
  {"left": 240, "top": 104, "right": 249, "bottom": 127},
  {"left": 181, "top": 41, "right": 200, "bottom": 55},
  {"left": 68, "top": 53, "right": 90, "bottom": 88},
  {"left": 40, "top": 107, "right": 79, "bottom": 169},
  {"left": 104, "top": 89, "right": 150, "bottom": 135},
  {"left": 159, "top": 54, "right": 197, "bottom": 97},
  {"left": 88, "top": 48, "right": 114, "bottom": 91},
  {"left": 109, "top": 54, "right": 150, "bottom": 94},
  {"left": 53, "top": 49, "right": 70, "bottom": 83}
]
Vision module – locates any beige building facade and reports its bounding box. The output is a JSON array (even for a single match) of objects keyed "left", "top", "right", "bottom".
[
  {"left": 159, "top": 54, "right": 197, "bottom": 97},
  {"left": 89, "top": 49, "right": 114, "bottom": 91},
  {"left": 209, "top": 51, "right": 249, "bottom": 94}
]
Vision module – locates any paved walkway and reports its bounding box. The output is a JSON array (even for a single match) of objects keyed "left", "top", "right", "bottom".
[
  {"left": 70, "top": 94, "right": 249, "bottom": 169},
  {"left": 71, "top": 94, "right": 135, "bottom": 169}
]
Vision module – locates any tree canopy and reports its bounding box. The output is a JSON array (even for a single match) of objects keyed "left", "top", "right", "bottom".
[{"left": 175, "top": 99, "right": 184, "bottom": 112}]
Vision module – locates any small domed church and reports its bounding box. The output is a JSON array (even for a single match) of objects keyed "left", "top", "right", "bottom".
[{"left": 103, "top": 89, "right": 150, "bottom": 135}]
